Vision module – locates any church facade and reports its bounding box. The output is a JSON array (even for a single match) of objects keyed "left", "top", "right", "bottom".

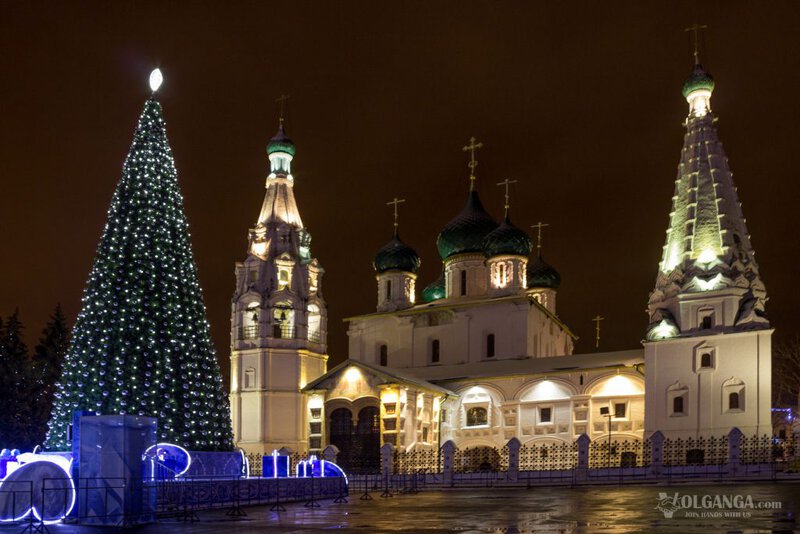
[{"left": 229, "top": 57, "right": 772, "bottom": 463}]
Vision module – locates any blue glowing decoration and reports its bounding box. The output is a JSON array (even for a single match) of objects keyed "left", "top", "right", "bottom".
[
  {"left": 142, "top": 443, "right": 192, "bottom": 480},
  {"left": 0, "top": 453, "right": 76, "bottom": 525},
  {"left": 294, "top": 455, "right": 348, "bottom": 484},
  {"left": 263, "top": 451, "right": 290, "bottom": 478}
]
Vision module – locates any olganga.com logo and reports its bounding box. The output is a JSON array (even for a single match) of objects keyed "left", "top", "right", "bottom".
[{"left": 655, "top": 492, "right": 782, "bottom": 519}]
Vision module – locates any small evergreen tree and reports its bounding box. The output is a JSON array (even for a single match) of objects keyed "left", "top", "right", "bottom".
[
  {"left": 29, "top": 305, "right": 70, "bottom": 447},
  {"left": 0, "top": 311, "right": 33, "bottom": 448},
  {"left": 46, "top": 91, "right": 233, "bottom": 451}
]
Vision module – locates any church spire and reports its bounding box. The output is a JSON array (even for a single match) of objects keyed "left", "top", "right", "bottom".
[{"left": 647, "top": 41, "right": 768, "bottom": 339}]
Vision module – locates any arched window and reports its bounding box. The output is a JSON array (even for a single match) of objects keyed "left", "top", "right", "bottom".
[
  {"left": 673, "top": 396, "right": 684, "bottom": 414},
  {"left": 273, "top": 302, "right": 294, "bottom": 339},
  {"left": 729, "top": 392, "right": 740, "bottom": 410},
  {"left": 700, "top": 352, "right": 712, "bottom": 368},
  {"left": 307, "top": 303, "right": 321, "bottom": 343},
  {"left": 486, "top": 334, "right": 495, "bottom": 358},
  {"left": 460, "top": 270, "right": 467, "bottom": 296},
  {"left": 466, "top": 406, "right": 488, "bottom": 427},
  {"left": 379, "top": 344, "right": 388, "bottom": 367},
  {"left": 431, "top": 339, "right": 440, "bottom": 363}
]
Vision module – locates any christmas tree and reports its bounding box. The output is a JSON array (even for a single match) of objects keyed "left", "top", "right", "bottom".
[{"left": 46, "top": 73, "right": 233, "bottom": 451}]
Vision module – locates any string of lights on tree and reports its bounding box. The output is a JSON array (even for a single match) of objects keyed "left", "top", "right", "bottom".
[{"left": 46, "top": 70, "right": 233, "bottom": 451}]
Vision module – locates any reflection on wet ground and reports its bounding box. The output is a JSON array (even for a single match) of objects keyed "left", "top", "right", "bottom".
[{"left": 13, "top": 482, "right": 800, "bottom": 533}]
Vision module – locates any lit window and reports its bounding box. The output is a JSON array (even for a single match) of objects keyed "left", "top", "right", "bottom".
[
  {"left": 466, "top": 406, "right": 487, "bottom": 427},
  {"left": 278, "top": 268, "right": 290, "bottom": 289}
]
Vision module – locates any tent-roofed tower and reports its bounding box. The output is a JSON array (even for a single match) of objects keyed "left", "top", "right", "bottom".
[
  {"left": 644, "top": 40, "right": 772, "bottom": 438},
  {"left": 229, "top": 118, "right": 328, "bottom": 455}
]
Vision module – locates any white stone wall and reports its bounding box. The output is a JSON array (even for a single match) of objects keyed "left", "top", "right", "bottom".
[{"left": 644, "top": 329, "right": 772, "bottom": 438}]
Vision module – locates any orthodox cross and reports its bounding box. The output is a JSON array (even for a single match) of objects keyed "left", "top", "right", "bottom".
[
  {"left": 275, "top": 94, "right": 291, "bottom": 125},
  {"left": 496, "top": 179, "right": 517, "bottom": 217},
  {"left": 592, "top": 315, "right": 605, "bottom": 350},
  {"left": 462, "top": 136, "right": 483, "bottom": 190},
  {"left": 530, "top": 221, "right": 549, "bottom": 255},
  {"left": 685, "top": 23, "right": 707, "bottom": 65},
  {"left": 386, "top": 197, "right": 406, "bottom": 235}
]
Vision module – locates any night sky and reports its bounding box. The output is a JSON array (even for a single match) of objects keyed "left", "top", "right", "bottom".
[{"left": 2, "top": 2, "right": 798, "bottom": 386}]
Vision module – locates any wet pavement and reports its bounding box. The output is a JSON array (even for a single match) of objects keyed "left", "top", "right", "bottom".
[{"left": 5, "top": 482, "right": 799, "bottom": 532}]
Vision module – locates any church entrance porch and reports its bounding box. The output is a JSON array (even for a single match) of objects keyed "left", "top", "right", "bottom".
[{"left": 328, "top": 405, "right": 381, "bottom": 474}]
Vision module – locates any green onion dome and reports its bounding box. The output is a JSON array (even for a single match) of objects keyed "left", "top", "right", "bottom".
[
  {"left": 527, "top": 254, "right": 561, "bottom": 290},
  {"left": 436, "top": 191, "right": 498, "bottom": 260},
  {"left": 373, "top": 235, "right": 421, "bottom": 274},
  {"left": 422, "top": 270, "right": 446, "bottom": 302},
  {"left": 483, "top": 215, "right": 532, "bottom": 257},
  {"left": 267, "top": 123, "right": 296, "bottom": 156},
  {"left": 682, "top": 63, "right": 715, "bottom": 99}
]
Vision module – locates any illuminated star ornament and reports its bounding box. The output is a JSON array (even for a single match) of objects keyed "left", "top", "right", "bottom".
[{"left": 149, "top": 68, "right": 163, "bottom": 93}]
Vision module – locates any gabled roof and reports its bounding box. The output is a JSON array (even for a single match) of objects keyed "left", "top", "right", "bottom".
[{"left": 302, "top": 359, "right": 457, "bottom": 397}]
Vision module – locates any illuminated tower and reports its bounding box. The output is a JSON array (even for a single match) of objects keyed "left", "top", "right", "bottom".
[
  {"left": 229, "top": 121, "right": 328, "bottom": 454},
  {"left": 373, "top": 198, "right": 421, "bottom": 312},
  {"left": 644, "top": 53, "right": 772, "bottom": 438}
]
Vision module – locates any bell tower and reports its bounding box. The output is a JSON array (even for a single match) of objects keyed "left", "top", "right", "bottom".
[
  {"left": 644, "top": 40, "right": 772, "bottom": 438},
  {"left": 230, "top": 120, "right": 328, "bottom": 454}
]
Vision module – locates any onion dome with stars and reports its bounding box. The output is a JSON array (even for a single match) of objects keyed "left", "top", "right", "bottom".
[
  {"left": 373, "top": 235, "right": 421, "bottom": 274},
  {"left": 436, "top": 190, "right": 498, "bottom": 260},
  {"left": 267, "top": 122, "right": 296, "bottom": 156},
  {"left": 681, "top": 63, "right": 715, "bottom": 100},
  {"left": 422, "top": 270, "right": 446, "bottom": 302},
  {"left": 483, "top": 215, "right": 532, "bottom": 257},
  {"left": 527, "top": 255, "right": 561, "bottom": 290}
]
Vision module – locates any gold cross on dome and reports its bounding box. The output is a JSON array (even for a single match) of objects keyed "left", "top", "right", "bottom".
[
  {"left": 684, "top": 23, "right": 708, "bottom": 65},
  {"left": 275, "top": 94, "right": 291, "bottom": 124},
  {"left": 462, "top": 136, "right": 484, "bottom": 190},
  {"left": 386, "top": 197, "right": 406, "bottom": 235},
  {"left": 592, "top": 315, "right": 605, "bottom": 350},
  {"left": 496, "top": 179, "right": 517, "bottom": 217},
  {"left": 530, "top": 221, "right": 549, "bottom": 255}
]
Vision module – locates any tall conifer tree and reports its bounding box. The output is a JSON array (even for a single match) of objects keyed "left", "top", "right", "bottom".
[
  {"left": 46, "top": 83, "right": 232, "bottom": 451},
  {"left": 30, "top": 304, "right": 69, "bottom": 446},
  {"left": 0, "top": 311, "right": 33, "bottom": 447}
]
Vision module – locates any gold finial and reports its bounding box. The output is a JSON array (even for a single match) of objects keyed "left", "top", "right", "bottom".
[
  {"left": 496, "top": 179, "right": 517, "bottom": 217},
  {"left": 592, "top": 315, "right": 605, "bottom": 350},
  {"left": 684, "top": 23, "right": 708, "bottom": 65},
  {"left": 386, "top": 197, "right": 406, "bottom": 236},
  {"left": 275, "top": 94, "right": 291, "bottom": 125},
  {"left": 462, "top": 136, "right": 484, "bottom": 191},
  {"left": 530, "top": 221, "right": 549, "bottom": 256}
]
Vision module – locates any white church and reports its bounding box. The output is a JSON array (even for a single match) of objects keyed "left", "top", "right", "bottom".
[{"left": 227, "top": 56, "right": 774, "bottom": 469}]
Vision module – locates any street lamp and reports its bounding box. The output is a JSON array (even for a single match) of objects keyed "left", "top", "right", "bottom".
[{"left": 600, "top": 406, "right": 612, "bottom": 468}]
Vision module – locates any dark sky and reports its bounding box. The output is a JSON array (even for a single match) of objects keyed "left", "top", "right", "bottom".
[{"left": 2, "top": 2, "right": 799, "bottom": 385}]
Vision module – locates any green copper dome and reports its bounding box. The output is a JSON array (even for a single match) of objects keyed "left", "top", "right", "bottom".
[
  {"left": 267, "top": 123, "right": 296, "bottom": 156},
  {"left": 373, "top": 235, "right": 421, "bottom": 274},
  {"left": 422, "top": 270, "right": 445, "bottom": 302},
  {"left": 483, "top": 216, "right": 532, "bottom": 257},
  {"left": 436, "top": 191, "right": 498, "bottom": 260},
  {"left": 682, "top": 63, "right": 715, "bottom": 99},
  {"left": 527, "top": 255, "right": 561, "bottom": 290}
]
